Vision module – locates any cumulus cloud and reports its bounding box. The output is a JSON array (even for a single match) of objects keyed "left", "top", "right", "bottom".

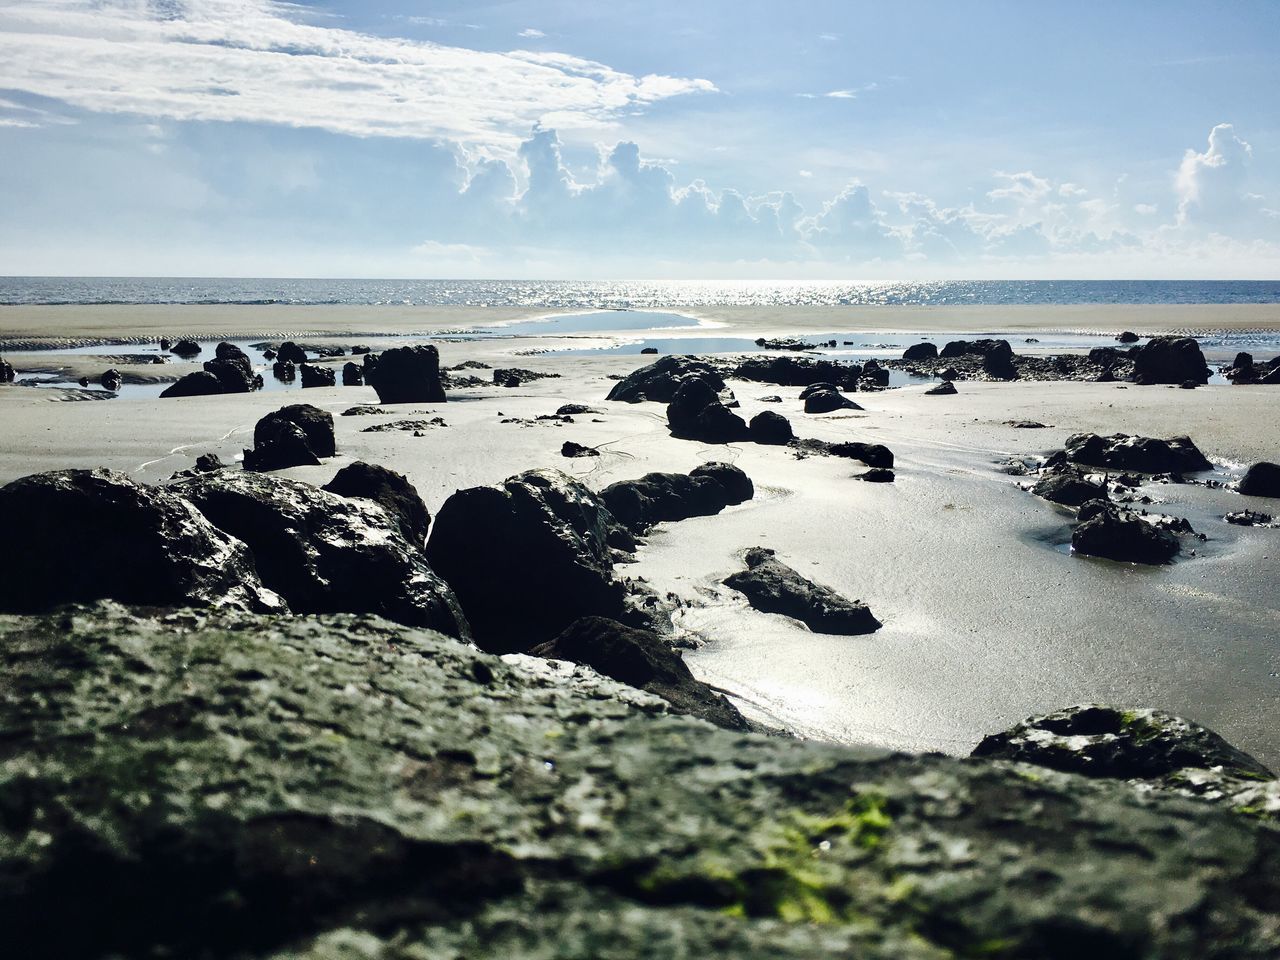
[
  {"left": 518, "top": 28, "right": 545, "bottom": 39},
  {"left": 1176, "top": 123, "right": 1255, "bottom": 227},
  {"left": 0, "top": 0, "right": 715, "bottom": 146},
  {"left": 987, "top": 170, "right": 1053, "bottom": 204}
]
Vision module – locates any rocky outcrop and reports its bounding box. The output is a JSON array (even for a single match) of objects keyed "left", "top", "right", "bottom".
[
  {"left": 203, "top": 342, "right": 261, "bottom": 393},
  {"left": 666, "top": 377, "right": 749, "bottom": 443},
  {"left": 276, "top": 340, "right": 307, "bottom": 365},
  {"left": 1063, "top": 432, "right": 1213, "bottom": 474},
  {"left": 530, "top": 616, "right": 747, "bottom": 730},
  {"left": 748, "top": 409, "right": 794, "bottom": 444},
  {"left": 606, "top": 355, "right": 725, "bottom": 403},
  {"left": 300, "top": 363, "right": 336, "bottom": 388},
  {"left": 902, "top": 342, "right": 937, "bottom": 361},
  {"left": 802, "top": 384, "right": 861, "bottom": 414},
  {"left": 1132, "top": 336, "right": 1210, "bottom": 385},
  {"left": 367, "top": 345, "right": 447, "bottom": 404},
  {"left": 733, "top": 355, "right": 861, "bottom": 389},
  {"left": 494, "top": 368, "right": 561, "bottom": 387},
  {"left": 1239, "top": 461, "right": 1280, "bottom": 498},
  {"left": 601, "top": 463, "right": 754, "bottom": 535},
  {"left": 0, "top": 469, "right": 283, "bottom": 613},
  {"left": 160, "top": 371, "right": 224, "bottom": 398},
  {"left": 323, "top": 461, "right": 431, "bottom": 546},
  {"left": 243, "top": 404, "right": 335, "bottom": 472},
  {"left": 341, "top": 361, "right": 364, "bottom": 386},
  {"left": 1071, "top": 500, "right": 1180, "bottom": 564},
  {"left": 425, "top": 470, "right": 629, "bottom": 651},
  {"left": 174, "top": 472, "right": 468, "bottom": 638},
  {"left": 1031, "top": 472, "right": 1108, "bottom": 507},
  {"left": 724, "top": 547, "right": 881, "bottom": 635}
]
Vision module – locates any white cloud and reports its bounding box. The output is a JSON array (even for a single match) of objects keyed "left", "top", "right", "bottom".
[
  {"left": 0, "top": 0, "right": 715, "bottom": 147},
  {"left": 1134, "top": 203, "right": 1158, "bottom": 215},
  {"left": 1058, "top": 182, "right": 1087, "bottom": 197},
  {"left": 798, "top": 169, "right": 813, "bottom": 178},
  {"left": 825, "top": 89, "right": 858, "bottom": 99},
  {"left": 1176, "top": 122, "right": 1255, "bottom": 226},
  {"left": 518, "top": 28, "right": 545, "bottom": 39},
  {"left": 818, "top": 33, "right": 839, "bottom": 41},
  {"left": 987, "top": 170, "right": 1053, "bottom": 204}
]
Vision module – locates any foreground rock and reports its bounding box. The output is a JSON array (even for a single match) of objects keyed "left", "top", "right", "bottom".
[
  {"left": 1062, "top": 432, "right": 1213, "bottom": 474},
  {"left": 530, "top": 616, "right": 747, "bottom": 730},
  {"left": 601, "top": 463, "right": 754, "bottom": 534},
  {"left": 174, "top": 472, "right": 468, "bottom": 637},
  {"left": 1239, "top": 461, "right": 1280, "bottom": 498},
  {"left": 0, "top": 469, "right": 283, "bottom": 613},
  {"left": 2, "top": 603, "right": 1279, "bottom": 959},
  {"left": 426, "top": 470, "right": 630, "bottom": 651},
  {"left": 606, "top": 355, "right": 724, "bottom": 403},
  {"left": 1071, "top": 500, "right": 1181, "bottom": 564},
  {"left": 724, "top": 546, "right": 881, "bottom": 634},
  {"left": 243, "top": 404, "right": 335, "bottom": 472},
  {"left": 924, "top": 380, "right": 957, "bottom": 396},
  {"left": 666, "top": 377, "right": 749, "bottom": 442},
  {"left": 1132, "top": 336, "right": 1210, "bottom": 385},
  {"left": 367, "top": 345, "right": 447, "bottom": 403},
  {"left": 323, "top": 460, "right": 431, "bottom": 546}
]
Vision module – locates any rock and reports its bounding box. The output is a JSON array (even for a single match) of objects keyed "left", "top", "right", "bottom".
[
  {"left": 748, "top": 409, "right": 794, "bottom": 444},
  {"left": 982, "top": 350, "right": 1018, "bottom": 380},
  {"left": 272, "top": 360, "right": 295, "bottom": 381},
  {"left": 530, "top": 617, "right": 747, "bottom": 730},
  {"left": 756, "top": 337, "right": 815, "bottom": 351},
  {"left": 78, "top": 376, "right": 90, "bottom": 387},
  {"left": 606, "top": 355, "right": 725, "bottom": 403},
  {"left": 724, "top": 547, "right": 880, "bottom": 634},
  {"left": 169, "top": 338, "right": 201, "bottom": 357},
  {"left": 276, "top": 341, "right": 307, "bottom": 365},
  {"left": 174, "top": 472, "right": 468, "bottom": 638},
  {"left": 557, "top": 403, "right": 594, "bottom": 416},
  {"left": 243, "top": 404, "right": 335, "bottom": 472},
  {"left": 803, "top": 386, "right": 861, "bottom": 414},
  {"left": 0, "top": 358, "right": 13, "bottom": 383},
  {"left": 936, "top": 365, "right": 960, "bottom": 380},
  {"left": 342, "top": 361, "right": 364, "bottom": 386},
  {"left": 194, "top": 453, "right": 225, "bottom": 472},
  {"left": 494, "top": 368, "right": 562, "bottom": 387},
  {"left": 601, "top": 463, "right": 753, "bottom": 535},
  {"left": 1063, "top": 433, "right": 1213, "bottom": 473},
  {"left": 262, "top": 347, "right": 277, "bottom": 360},
  {"left": 1239, "top": 462, "right": 1280, "bottom": 498},
  {"left": 323, "top": 461, "right": 431, "bottom": 546},
  {"left": 203, "top": 342, "right": 259, "bottom": 393},
  {"left": 159, "top": 337, "right": 171, "bottom": 351},
  {"left": 351, "top": 344, "right": 371, "bottom": 355},
  {"left": 300, "top": 363, "right": 336, "bottom": 388},
  {"left": 2, "top": 604, "right": 1279, "bottom": 959},
  {"left": 1117, "top": 331, "right": 1140, "bottom": 343},
  {"left": 902, "top": 342, "right": 938, "bottom": 361},
  {"left": 924, "top": 380, "right": 956, "bottom": 396},
  {"left": 159, "top": 371, "right": 224, "bottom": 398},
  {"left": 859, "top": 359, "right": 890, "bottom": 388},
  {"left": 1132, "top": 336, "right": 1210, "bottom": 385},
  {"left": 1226, "top": 510, "right": 1274, "bottom": 527},
  {"left": 561, "top": 440, "right": 600, "bottom": 458},
  {"left": 1097, "top": 368, "right": 1117, "bottom": 382},
  {"left": 1071, "top": 500, "right": 1180, "bottom": 564},
  {"left": 788, "top": 439, "right": 894, "bottom": 468},
  {"left": 640, "top": 346, "right": 658, "bottom": 354},
  {"left": 1008, "top": 420, "right": 1049, "bottom": 428},
  {"left": 666, "top": 377, "right": 750, "bottom": 443},
  {"left": 425, "top": 470, "right": 629, "bottom": 651},
  {"left": 1031, "top": 473, "right": 1108, "bottom": 507},
  {"left": 857, "top": 468, "right": 895, "bottom": 483},
  {"left": 260, "top": 403, "right": 335, "bottom": 457},
  {"left": 367, "top": 345, "right": 446, "bottom": 404},
  {"left": 316, "top": 346, "right": 346, "bottom": 358},
  {"left": 0, "top": 469, "right": 283, "bottom": 613},
  {"left": 732, "top": 355, "right": 861, "bottom": 390},
  {"left": 100, "top": 368, "right": 122, "bottom": 391}
]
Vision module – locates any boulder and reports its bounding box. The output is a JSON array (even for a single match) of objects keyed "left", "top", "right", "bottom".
[
  {"left": 556, "top": 403, "right": 594, "bottom": 416},
  {"left": 601, "top": 463, "right": 754, "bottom": 535},
  {"left": 203, "top": 342, "right": 259, "bottom": 393},
  {"left": 982, "top": 350, "right": 1018, "bottom": 380},
  {"left": 243, "top": 404, "right": 335, "bottom": 472},
  {"left": 561, "top": 440, "right": 600, "bottom": 458},
  {"left": 1132, "top": 336, "right": 1210, "bottom": 385},
  {"left": 0, "top": 358, "right": 13, "bottom": 383},
  {"left": 530, "top": 617, "right": 747, "bottom": 730},
  {"left": 1071, "top": 500, "right": 1180, "bottom": 564},
  {"left": 903, "top": 342, "right": 938, "bottom": 361},
  {"left": 606, "top": 355, "right": 725, "bottom": 403},
  {"left": 351, "top": 344, "right": 371, "bottom": 354},
  {"left": 640, "top": 346, "right": 658, "bottom": 354},
  {"left": 169, "top": 338, "right": 201, "bottom": 357},
  {"left": 341, "top": 361, "right": 364, "bottom": 386},
  {"left": 724, "top": 547, "right": 880, "bottom": 635},
  {"left": 1239, "top": 461, "right": 1280, "bottom": 499},
  {"left": 256, "top": 403, "right": 335, "bottom": 457},
  {"left": 803, "top": 386, "right": 861, "bottom": 413},
  {"left": 857, "top": 468, "right": 895, "bottom": 483},
  {"left": 300, "top": 363, "right": 336, "bottom": 388},
  {"left": 1063, "top": 433, "right": 1212, "bottom": 473},
  {"left": 100, "top": 368, "right": 122, "bottom": 391},
  {"left": 276, "top": 341, "right": 307, "bottom": 365},
  {"left": 924, "top": 380, "right": 957, "bottom": 396},
  {"left": 0, "top": 469, "right": 283, "bottom": 613},
  {"left": 748, "top": 409, "right": 794, "bottom": 444},
  {"left": 859, "top": 360, "right": 890, "bottom": 388},
  {"left": 159, "top": 337, "right": 171, "bottom": 351},
  {"left": 666, "top": 377, "right": 750, "bottom": 443},
  {"left": 323, "top": 461, "right": 431, "bottom": 546},
  {"left": 732, "top": 355, "right": 861, "bottom": 389},
  {"left": 367, "top": 345, "right": 447, "bottom": 403},
  {"left": 1116, "top": 331, "right": 1140, "bottom": 343},
  {"left": 272, "top": 360, "right": 295, "bottom": 381},
  {"left": 1031, "top": 473, "right": 1108, "bottom": 507},
  {"left": 159, "top": 371, "right": 224, "bottom": 398},
  {"left": 174, "top": 472, "right": 468, "bottom": 638},
  {"left": 425, "top": 470, "right": 629, "bottom": 651}
]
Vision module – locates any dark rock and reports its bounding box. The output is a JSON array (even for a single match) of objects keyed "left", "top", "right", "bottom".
[
  {"left": 924, "top": 380, "right": 957, "bottom": 396},
  {"left": 666, "top": 377, "right": 749, "bottom": 443},
  {"left": 732, "top": 355, "right": 861, "bottom": 390},
  {"left": 803, "top": 386, "right": 861, "bottom": 413},
  {"left": 1132, "top": 336, "right": 1210, "bottom": 385},
  {"left": 300, "top": 363, "right": 336, "bottom": 388},
  {"left": 936, "top": 365, "right": 960, "bottom": 380},
  {"left": 1071, "top": 500, "right": 1180, "bottom": 564},
  {"left": 243, "top": 404, "right": 334, "bottom": 472},
  {"left": 557, "top": 403, "right": 594, "bottom": 416},
  {"left": 1097, "top": 368, "right": 1117, "bottom": 382},
  {"left": 494, "top": 368, "right": 561, "bottom": 387},
  {"left": 601, "top": 463, "right": 753, "bottom": 535},
  {"left": 175, "top": 472, "right": 467, "bottom": 638},
  {"left": 1117, "top": 331, "right": 1140, "bottom": 343},
  {"left": 256, "top": 403, "right": 336, "bottom": 457},
  {"left": 169, "top": 339, "right": 201, "bottom": 357},
  {"left": 561, "top": 440, "right": 600, "bottom": 458},
  {"left": 361, "top": 418, "right": 446, "bottom": 433},
  {"left": 788, "top": 439, "right": 894, "bottom": 468},
  {"left": 607, "top": 355, "right": 724, "bottom": 403},
  {"left": 323, "top": 461, "right": 431, "bottom": 546},
  {"left": 316, "top": 346, "right": 346, "bottom": 358},
  {"left": 425, "top": 470, "right": 628, "bottom": 651},
  {"left": 1239, "top": 462, "right": 1280, "bottom": 498},
  {"left": 1089, "top": 346, "right": 1125, "bottom": 367},
  {"left": 272, "top": 360, "right": 295, "bottom": 381},
  {"left": 203, "top": 343, "right": 258, "bottom": 393},
  {"left": 857, "top": 468, "right": 895, "bottom": 483},
  {"left": 368, "top": 345, "right": 446, "bottom": 404},
  {"left": 1008, "top": 420, "right": 1049, "bottom": 428},
  {"left": 276, "top": 341, "right": 307, "bottom": 365},
  {"left": 903, "top": 342, "right": 938, "bottom": 361},
  {"left": 758, "top": 394, "right": 782, "bottom": 402},
  {"left": 640, "top": 346, "right": 659, "bottom": 354},
  {"left": 100, "top": 368, "right": 122, "bottom": 391},
  {"left": 1032, "top": 473, "right": 1108, "bottom": 507},
  {"left": 1261, "top": 366, "right": 1280, "bottom": 385},
  {"left": 342, "top": 361, "right": 364, "bottom": 386},
  {"left": 748, "top": 410, "right": 794, "bottom": 444},
  {"left": 351, "top": 344, "right": 371, "bottom": 354},
  {"left": 1063, "top": 433, "right": 1212, "bottom": 473},
  {"left": 530, "top": 617, "right": 747, "bottom": 730},
  {"left": 756, "top": 337, "right": 816, "bottom": 351},
  {"left": 194, "top": 453, "right": 225, "bottom": 473},
  {"left": 0, "top": 469, "right": 283, "bottom": 612},
  {"left": 982, "top": 350, "right": 1018, "bottom": 380},
  {"left": 859, "top": 359, "right": 890, "bottom": 388},
  {"left": 0, "top": 358, "right": 13, "bottom": 383},
  {"left": 341, "top": 405, "right": 389, "bottom": 416},
  {"left": 362, "top": 351, "right": 380, "bottom": 378},
  {"left": 262, "top": 348, "right": 277, "bottom": 361},
  {"left": 724, "top": 546, "right": 880, "bottom": 634},
  {"left": 159, "top": 337, "right": 171, "bottom": 351},
  {"left": 1226, "top": 510, "right": 1273, "bottom": 526},
  {"left": 159, "top": 371, "right": 224, "bottom": 398},
  {"left": 78, "top": 376, "right": 90, "bottom": 387}
]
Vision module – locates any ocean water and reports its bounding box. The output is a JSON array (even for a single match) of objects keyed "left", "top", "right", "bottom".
[{"left": 2, "top": 277, "right": 1280, "bottom": 307}]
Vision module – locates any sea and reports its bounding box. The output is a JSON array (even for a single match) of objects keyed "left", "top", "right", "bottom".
[{"left": 2, "top": 277, "right": 1280, "bottom": 308}]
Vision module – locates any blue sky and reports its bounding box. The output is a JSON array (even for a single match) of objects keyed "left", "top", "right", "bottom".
[{"left": 0, "top": 0, "right": 1277, "bottom": 278}]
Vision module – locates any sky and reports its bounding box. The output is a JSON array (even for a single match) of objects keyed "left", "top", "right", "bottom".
[{"left": 0, "top": 0, "right": 1277, "bottom": 279}]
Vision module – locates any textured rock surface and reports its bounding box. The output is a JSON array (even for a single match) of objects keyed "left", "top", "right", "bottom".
[
  {"left": 204, "top": 342, "right": 260, "bottom": 393},
  {"left": 1063, "top": 432, "right": 1213, "bottom": 474},
  {"left": 0, "top": 469, "right": 283, "bottom": 613},
  {"left": 802, "top": 386, "right": 861, "bottom": 414},
  {"left": 367, "top": 345, "right": 447, "bottom": 404},
  {"left": 3, "top": 604, "right": 1278, "bottom": 960},
  {"left": 173, "top": 472, "right": 468, "bottom": 638},
  {"left": 323, "top": 461, "right": 431, "bottom": 546},
  {"left": 732, "top": 355, "right": 861, "bottom": 389},
  {"left": 606, "top": 355, "right": 725, "bottom": 403},
  {"left": 244, "top": 404, "right": 336, "bottom": 472},
  {"left": 789, "top": 439, "right": 894, "bottom": 469},
  {"left": 924, "top": 380, "right": 957, "bottom": 396},
  {"left": 1031, "top": 472, "right": 1108, "bottom": 507},
  {"left": 1071, "top": 500, "right": 1180, "bottom": 564},
  {"left": 601, "top": 463, "right": 754, "bottom": 534},
  {"left": 666, "top": 377, "right": 750, "bottom": 443},
  {"left": 300, "top": 363, "right": 336, "bottom": 388},
  {"left": 1132, "top": 336, "right": 1210, "bottom": 385},
  {"left": 725, "top": 547, "right": 881, "bottom": 635},
  {"left": 530, "top": 616, "right": 748, "bottom": 730}
]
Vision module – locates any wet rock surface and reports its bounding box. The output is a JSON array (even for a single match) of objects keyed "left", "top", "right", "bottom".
[
  {"left": 0, "top": 469, "right": 283, "bottom": 613},
  {"left": 724, "top": 546, "right": 881, "bottom": 635},
  {"left": 530, "top": 616, "right": 747, "bottom": 730},
  {"left": 1063, "top": 432, "right": 1213, "bottom": 474},
  {"left": 173, "top": 471, "right": 468, "bottom": 638},
  {"left": 732, "top": 355, "right": 861, "bottom": 389},
  {"left": 0, "top": 357, "right": 13, "bottom": 383},
  {"left": 606, "top": 355, "right": 725, "bottom": 403},
  {"left": 601, "top": 463, "right": 754, "bottom": 535},
  {"left": 341, "top": 361, "right": 364, "bottom": 386},
  {"left": 1071, "top": 500, "right": 1181, "bottom": 564},
  {"left": 1031, "top": 472, "right": 1108, "bottom": 507},
  {"left": 204, "top": 342, "right": 261, "bottom": 393},
  {"left": 323, "top": 461, "right": 431, "bottom": 546},
  {"left": 367, "top": 345, "right": 447, "bottom": 404}
]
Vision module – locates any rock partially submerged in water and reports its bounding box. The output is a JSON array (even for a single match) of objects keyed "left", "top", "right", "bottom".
[
  {"left": 367, "top": 345, "right": 447, "bottom": 404},
  {"left": 601, "top": 462, "right": 753, "bottom": 535},
  {"left": 300, "top": 362, "right": 336, "bottom": 388},
  {"left": 169, "top": 338, "right": 201, "bottom": 357},
  {"left": 725, "top": 546, "right": 881, "bottom": 635},
  {"left": 203, "top": 341, "right": 261, "bottom": 393},
  {"left": 100, "top": 368, "right": 122, "bottom": 391},
  {"left": 160, "top": 370, "right": 224, "bottom": 398},
  {"left": 243, "top": 404, "right": 334, "bottom": 472},
  {"left": 1239, "top": 461, "right": 1280, "bottom": 499},
  {"left": 530, "top": 616, "right": 747, "bottom": 730},
  {"left": 1071, "top": 499, "right": 1181, "bottom": 564},
  {"left": 276, "top": 340, "right": 307, "bottom": 365},
  {"left": 1063, "top": 432, "right": 1213, "bottom": 474},
  {"left": 1132, "top": 336, "right": 1210, "bottom": 385},
  {"left": 323, "top": 460, "right": 431, "bottom": 546},
  {"left": 0, "top": 469, "right": 283, "bottom": 613},
  {"left": 174, "top": 471, "right": 468, "bottom": 638},
  {"left": 1031, "top": 472, "right": 1108, "bottom": 507},
  {"left": 341, "top": 361, "right": 363, "bottom": 386},
  {"left": 667, "top": 376, "right": 750, "bottom": 442},
  {"left": 607, "top": 355, "right": 724, "bottom": 403},
  {"left": 902, "top": 342, "right": 937, "bottom": 361}
]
